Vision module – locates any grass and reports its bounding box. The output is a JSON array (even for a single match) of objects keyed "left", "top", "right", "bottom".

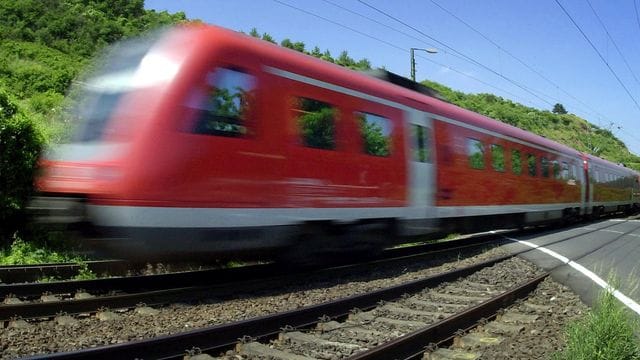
[
  {"left": 1, "top": 236, "right": 97, "bottom": 280},
  {"left": 0, "top": 237, "right": 85, "bottom": 265},
  {"left": 553, "top": 286, "right": 640, "bottom": 360}
]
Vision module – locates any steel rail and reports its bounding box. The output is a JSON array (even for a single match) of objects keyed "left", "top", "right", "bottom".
[
  {"left": 24, "top": 254, "right": 515, "bottom": 360},
  {"left": 0, "top": 239, "right": 499, "bottom": 320},
  {"left": 0, "top": 260, "right": 127, "bottom": 284},
  {"left": 1, "top": 232, "right": 510, "bottom": 307},
  {"left": 348, "top": 273, "right": 548, "bottom": 360},
  {"left": 1, "top": 220, "right": 613, "bottom": 321}
]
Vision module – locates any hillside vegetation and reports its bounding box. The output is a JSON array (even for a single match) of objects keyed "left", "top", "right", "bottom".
[
  {"left": 0, "top": 0, "right": 187, "bottom": 241},
  {"left": 425, "top": 81, "right": 640, "bottom": 170},
  {"left": 0, "top": 0, "right": 638, "bottom": 244}
]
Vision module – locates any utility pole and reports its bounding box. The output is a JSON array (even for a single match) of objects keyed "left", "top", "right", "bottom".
[{"left": 410, "top": 47, "right": 438, "bottom": 82}]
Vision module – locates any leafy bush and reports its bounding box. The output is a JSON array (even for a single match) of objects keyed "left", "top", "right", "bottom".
[
  {"left": 0, "top": 88, "right": 44, "bottom": 241},
  {"left": 0, "top": 237, "right": 68, "bottom": 264}
]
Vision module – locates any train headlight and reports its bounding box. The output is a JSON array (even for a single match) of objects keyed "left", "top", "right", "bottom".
[{"left": 132, "top": 52, "right": 179, "bottom": 88}]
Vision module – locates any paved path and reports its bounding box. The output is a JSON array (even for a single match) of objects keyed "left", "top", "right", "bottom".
[{"left": 501, "top": 216, "right": 640, "bottom": 317}]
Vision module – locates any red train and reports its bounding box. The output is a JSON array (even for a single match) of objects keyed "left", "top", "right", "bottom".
[{"left": 32, "top": 24, "right": 640, "bottom": 260}]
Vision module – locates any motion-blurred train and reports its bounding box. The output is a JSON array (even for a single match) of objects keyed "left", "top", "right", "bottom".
[{"left": 31, "top": 24, "right": 640, "bottom": 260}]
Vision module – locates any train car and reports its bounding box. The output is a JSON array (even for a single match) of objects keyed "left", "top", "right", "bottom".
[
  {"left": 431, "top": 103, "right": 587, "bottom": 233},
  {"left": 585, "top": 154, "right": 640, "bottom": 216},
  {"left": 31, "top": 24, "right": 640, "bottom": 260}
]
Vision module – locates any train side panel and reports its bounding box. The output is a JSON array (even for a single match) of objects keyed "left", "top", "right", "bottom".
[{"left": 431, "top": 114, "right": 584, "bottom": 230}]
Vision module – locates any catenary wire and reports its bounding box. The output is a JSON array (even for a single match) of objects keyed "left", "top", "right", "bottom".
[
  {"left": 428, "top": 0, "right": 610, "bottom": 126},
  {"left": 554, "top": 0, "right": 640, "bottom": 112},
  {"left": 272, "top": 0, "right": 539, "bottom": 107},
  {"left": 635, "top": 0, "right": 640, "bottom": 37},
  {"left": 319, "top": 0, "right": 556, "bottom": 109},
  {"left": 585, "top": 0, "right": 640, "bottom": 89},
  {"left": 357, "top": 0, "right": 554, "bottom": 107}
]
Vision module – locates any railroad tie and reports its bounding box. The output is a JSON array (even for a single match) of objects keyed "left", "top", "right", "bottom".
[
  {"left": 379, "top": 303, "right": 452, "bottom": 320},
  {"left": 280, "top": 331, "right": 363, "bottom": 351},
  {"left": 317, "top": 320, "right": 386, "bottom": 338},
  {"left": 429, "top": 293, "right": 489, "bottom": 303},
  {"left": 349, "top": 310, "right": 428, "bottom": 329},
  {"left": 404, "top": 298, "right": 468, "bottom": 312},
  {"left": 235, "top": 341, "right": 315, "bottom": 360},
  {"left": 424, "top": 348, "right": 479, "bottom": 360}
]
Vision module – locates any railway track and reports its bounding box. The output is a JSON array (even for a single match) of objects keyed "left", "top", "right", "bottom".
[
  {"left": 24, "top": 255, "right": 547, "bottom": 359},
  {"left": 0, "top": 230, "right": 512, "bottom": 285},
  {"left": 0, "top": 260, "right": 128, "bottom": 284},
  {"left": 1, "top": 220, "right": 615, "bottom": 323},
  {"left": 5, "top": 218, "right": 610, "bottom": 359},
  {"left": 1, "top": 232, "right": 511, "bottom": 322}
]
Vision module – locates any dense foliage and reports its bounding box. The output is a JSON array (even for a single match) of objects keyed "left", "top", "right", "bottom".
[
  {"left": 424, "top": 81, "right": 640, "bottom": 171},
  {"left": 248, "top": 28, "right": 372, "bottom": 70},
  {"left": 0, "top": 88, "right": 44, "bottom": 239},
  {"left": 0, "top": 0, "right": 187, "bottom": 58},
  {"left": 0, "top": 0, "right": 187, "bottom": 244}
]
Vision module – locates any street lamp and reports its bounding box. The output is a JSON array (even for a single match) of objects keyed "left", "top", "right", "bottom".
[{"left": 410, "top": 47, "right": 438, "bottom": 81}]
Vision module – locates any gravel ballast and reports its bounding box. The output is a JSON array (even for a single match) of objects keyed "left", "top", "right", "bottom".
[{"left": 1, "top": 246, "right": 586, "bottom": 359}]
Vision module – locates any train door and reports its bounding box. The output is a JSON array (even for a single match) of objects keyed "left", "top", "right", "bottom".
[
  {"left": 583, "top": 157, "right": 593, "bottom": 215},
  {"left": 402, "top": 109, "right": 437, "bottom": 235}
]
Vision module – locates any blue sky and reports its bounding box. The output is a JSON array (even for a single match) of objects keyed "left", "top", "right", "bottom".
[{"left": 145, "top": 0, "right": 640, "bottom": 155}]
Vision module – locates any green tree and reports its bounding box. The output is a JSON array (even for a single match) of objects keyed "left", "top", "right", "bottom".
[
  {"left": 321, "top": 49, "right": 334, "bottom": 63},
  {"left": 553, "top": 103, "right": 568, "bottom": 114},
  {"left": 310, "top": 46, "right": 322, "bottom": 58},
  {"left": 249, "top": 27, "right": 260, "bottom": 38},
  {"left": 336, "top": 50, "right": 355, "bottom": 68},
  {"left": 261, "top": 32, "right": 276, "bottom": 44},
  {"left": 280, "top": 38, "right": 305, "bottom": 53},
  {"left": 0, "top": 88, "right": 44, "bottom": 241}
]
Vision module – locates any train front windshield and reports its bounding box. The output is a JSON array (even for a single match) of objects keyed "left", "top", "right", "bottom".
[{"left": 71, "top": 30, "right": 169, "bottom": 142}]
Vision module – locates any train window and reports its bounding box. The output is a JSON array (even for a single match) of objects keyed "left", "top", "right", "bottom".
[
  {"left": 412, "top": 124, "right": 431, "bottom": 163},
  {"left": 467, "top": 138, "right": 485, "bottom": 169},
  {"left": 191, "top": 68, "right": 256, "bottom": 137},
  {"left": 293, "top": 97, "right": 337, "bottom": 150},
  {"left": 541, "top": 157, "right": 550, "bottom": 177},
  {"left": 356, "top": 112, "right": 391, "bottom": 157},
  {"left": 527, "top": 154, "right": 537, "bottom": 176},
  {"left": 511, "top": 150, "right": 522, "bottom": 175},
  {"left": 571, "top": 164, "right": 577, "bottom": 180},
  {"left": 491, "top": 144, "right": 505, "bottom": 172},
  {"left": 553, "top": 161, "right": 561, "bottom": 179}
]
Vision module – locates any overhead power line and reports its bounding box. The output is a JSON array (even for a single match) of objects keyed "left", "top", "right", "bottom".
[
  {"left": 635, "top": 0, "right": 640, "bottom": 37},
  {"left": 428, "top": 0, "right": 610, "bottom": 125},
  {"left": 554, "top": 0, "right": 640, "bottom": 112},
  {"left": 271, "top": 0, "right": 404, "bottom": 53},
  {"left": 357, "top": 0, "right": 554, "bottom": 107},
  {"left": 272, "top": 0, "right": 541, "bottom": 107},
  {"left": 319, "top": 0, "right": 539, "bottom": 105},
  {"left": 320, "top": 0, "right": 439, "bottom": 51},
  {"left": 585, "top": 0, "right": 640, "bottom": 89}
]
